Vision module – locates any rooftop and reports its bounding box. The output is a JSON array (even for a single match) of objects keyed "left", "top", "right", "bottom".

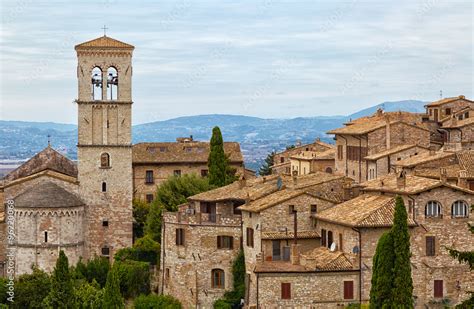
[
  {"left": 3, "top": 146, "right": 77, "bottom": 182},
  {"left": 457, "top": 151, "right": 474, "bottom": 178},
  {"left": 75, "top": 35, "right": 134, "bottom": 50},
  {"left": 13, "top": 182, "right": 84, "bottom": 209},
  {"left": 364, "top": 144, "right": 427, "bottom": 161},
  {"left": 261, "top": 230, "right": 320, "bottom": 240},
  {"left": 315, "top": 194, "right": 417, "bottom": 228},
  {"left": 392, "top": 151, "right": 455, "bottom": 168},
  {"left": 290, "top": 148, "right": 335, "bottom": 161},
  {"left": 441, "top": 116, "right": 474, "bottom": 129},
  {"left": 300, "top": 247, "right": 355, "bottom": 271},
  {"left": 132, "top": 141, "right": 243, "bottom": 164},
  {"left": 425, "top": 95, "right": 473, "bottom": 107}
]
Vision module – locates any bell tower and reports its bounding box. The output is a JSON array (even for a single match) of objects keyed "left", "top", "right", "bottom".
[{"left": 74, "top": 35, "right": 134, "bottom": 259}]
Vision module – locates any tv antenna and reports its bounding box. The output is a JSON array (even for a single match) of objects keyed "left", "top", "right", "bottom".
[{"left": 439, "top": 90, "right": 443, "bottom": 99}]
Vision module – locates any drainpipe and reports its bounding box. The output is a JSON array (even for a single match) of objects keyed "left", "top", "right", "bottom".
[
  {"left": 161, "top": 216, "right": 166, "bottom": 294},
  {"left": 339, "top": 135, "right": 349, "bottom": 176},
  {"left": 352, "top": 227, "right": 362, "bottom": 304},
  {"left": 353, "top": 136, "right": 362, "bottom": 183},
  {"left": 256, "top": 272, "right": 260, "bottom": 308}
]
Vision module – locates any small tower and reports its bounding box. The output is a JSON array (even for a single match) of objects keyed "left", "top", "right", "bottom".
[{"left": 74, "top": 35, "right": 134, "bottom": 259}]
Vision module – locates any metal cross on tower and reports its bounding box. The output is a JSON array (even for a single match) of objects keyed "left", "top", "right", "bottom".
[{"left": 102, "top": 25, "right": 108, "bottom": 36}]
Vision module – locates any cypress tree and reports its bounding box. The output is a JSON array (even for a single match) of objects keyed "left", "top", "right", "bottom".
[
  {"left": 46, "top": 250, "right": 75, "bottom": 308},
  {"left": 102, "top": 266, "right": 125, "bottom": 309},
  {"left": 391, "top": 195, "right": 413, "bottom": 308},
  {"left": 208, "top": 126, "right": 235, "bottom": 187},
  {"left": 259, "top": 151, "right": 275, "bottom": 176},
  {"left": 369, "top": 231, "right": 395, "bottom": 309}
]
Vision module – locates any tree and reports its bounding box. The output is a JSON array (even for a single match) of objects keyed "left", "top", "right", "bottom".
[
  {"left": 115, "top": 234, "right": 160, "bottom": 265},
  {"left": 259, "top": 151, "right": 275, "bottom": 176},
  {"left": 74, "top": 256, "right": 110, "bottom": 288},
  {"left": 44, "top": 250, "right": 75, "bottom": 308},
  {"left": 114, "top": 259, "right": 151, "bottom": 298},
  {"left": 369, "top": 232, "right": 395, "bottom": 308},
  {"left": 102, "top": 266, "right": 125, "bottom": 309},
  {"left": 214, "top": 250, "right": 245, "bottom": 308},
  {"left": 391, "top": 196, "right": 413, "bottom": 307},
  {"left": 447, "top": 205, "right": 474, "bottom": 308},
  {"left": 73, "top": 280, "right": 103, "bottom": 309},
  {"left": 134, "top": 294, "right": 182, "bottom": 308},
  {"left": 208, "top": 126, "right": 236, "bottom": 187},
  {"left": 133, "top": 199, "right": 150, "bottom": 240},
  {"left": 10, "top": 266, "right": 51, "bottom": 308}
]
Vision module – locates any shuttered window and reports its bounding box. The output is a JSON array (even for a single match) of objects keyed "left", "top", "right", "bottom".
[
  {"left": 343, "top": 281, "right": 354, "bottom": 299},
  {"left": 328, "top": 231, "right": 333, "bottom": 248},
  {"left": 217, "top": 236, "right": 234, "bottom": 249},
  {"left": 321, "top": 229, "right": 327, "bottom": 246},
  {"left": 212, "top": 269, "right": 225, "bottom": 288},
  {"left": 246, "top": 228, "right": 254, "bottom": 247},
  {"left": 281, "top": 283, "right": 291, "bottom": 299},
  {"left": 426, "top": 236, "right": 435, "bottom": 256},
  {"left": 434, "top": 280, "right": 443, "bottom": 298},
  {"left": 337, "top": 145, "right": 343, "bottom": 160},
  {"left": 176, "top": 228, "right": 185, "bottom": 246}
]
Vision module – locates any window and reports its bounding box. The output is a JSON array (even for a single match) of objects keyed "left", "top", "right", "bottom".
[
  {"left": 165, "top": 268, "right": 170, "bottom": 286},
  {"left": 426, "top": 236, "right": 435, "bottom": 256},
  {"left": 100, "top": 153, "right": 110, "bottom": 168},
  {"left": 44, "top": 231, "right": 48, "bottom": 243},
  {"left": 272, "top": 240, "right": 281, "bottom": 260},
  {"left": 310, "top": 205, "right": 317, "bottom": 214},
  {"left": 339, "top": 233, "right": 343, "bottom": 252},
  {"left": 217, "top": 236, "right": 234, "bottom": 249},
  {"left": 201, "top": 169, "right": 208, "bottom": 177},
  {"left": 246, "top": 228, "right": 254, "bottom": 247},
  {"left": 106, "top": 67, "right": 118, "bottom": 100},
  {"left": 281, "top": 283, "right": 291, "bottom": 299},
  {"left": 451, "top": 200, "right": 468, "bottom": 218},
  {"left": 425, "top": 201, "right": 442, "bottom": 218},
  {"left": 325, "top": 167, "right": 333, "bottom": 174},
  {"left": 343, "top": 281, "right": 354, "bottom": 299},
  {"left": 337, "top": 145, "right": 343, "bottom": 160},
  {"left": 212, "top": 269, "right": 225, "bottom": 289},
  {"left": 434, "top": 280, "right": 443, "bottom": 298},
  {"left": 321, "top": 229, "right": 327, "bottom": 247},
  {"left": 174, "top": 170, "right": 181, "bottom": 177},
  {"left": 101, "top": 247, "right": 110, "bottom": 256},
  {"left": 280, "top": 157, "right": 285, "bottom": 163},
  {"left": 146, "top": 194, "right": 154, "bottom": 203},
  {"left": 445, "top": 108, "right": 451, "bottom": 115},
  {"left": 347, "top": 146, "right": 368, "bottom": 161},
  {"left": 288, "top": 205, "right": 295, "bottom": 214},
  {"left": 102, "top": 182, "right": 107, "bottom": 192},
  {"left": 145, "top": 170, "right": 154, "bottom": 184},
  {"left": 102, "top": 220, "right": 109, "bottom": 227},
  {"left": 176, "top": 228, "right": 185, "bottom": 246},
  {"left": 327, "top": 231, "right": 333, "bottom": 248},
  {"left": 91, "top": 66, "right": 103, "bottom": 100},
  {"left": 159, "top": 147, "right": 168, "bottom": 152}
]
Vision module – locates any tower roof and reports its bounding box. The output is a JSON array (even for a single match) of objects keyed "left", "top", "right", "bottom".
[
  {"left": 3, "top": 146, "right": 77, "bottom": 181},
  {"left": 75, "top": 35, "right": 134, "bottom": 50},
  {"left": 13, "top": 181, "right": 84, "bottom": 208}
]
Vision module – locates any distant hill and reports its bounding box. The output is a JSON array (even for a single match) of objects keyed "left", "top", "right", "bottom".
[{"left": 0, "top": 100, "right": 426, "bottom": 170}]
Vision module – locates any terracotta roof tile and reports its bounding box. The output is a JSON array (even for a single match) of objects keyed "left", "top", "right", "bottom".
[
  {"left": 457, "top": 151, "right": 474, "bottom": 178},
  {"left": 261, "top": 230, "right": 320, "bottom": 240},
  {"left": 442, "top": 116, "right": 474, "bottom": 129},
  {"left": 290, "top": 148, "right": 335, "bottom": 160},
  {"left": 364, "top": 144, "right": 428, "bottom": 161},
  {"left": 392, "top": 151, "right": 455, "bottom": 168},
  {"left": 132, "top": 142, "right": 243, "bottom": 164},
  {"left": 4, "top": 147, "right": 77, "bottom": 181},
  {"left": 75, "top": 36, "right": 134, "bottom": 49},
  {"left": 315, "top": 194, "right": 416, "bottom": 227},
  {"left": 414, "top": 164, "right": 461, "bottom": 179},
  {"left": 300, "top": 247, "right": 355, "bottom": 271},
  {"left": 254, "top": 261, "right": 309, "bottom": 273},
  {"left": 425, "top": 95, "right": 473, "bottom": 107}
]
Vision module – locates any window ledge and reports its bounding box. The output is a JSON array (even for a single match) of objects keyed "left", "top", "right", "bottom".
[{"left": 99, "top": 166, "right": 112, "bottom": 169}]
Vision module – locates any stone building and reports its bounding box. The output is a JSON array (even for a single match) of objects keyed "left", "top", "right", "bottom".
[
  {"left": 272, "top": 139, "right": 334, "bottom": 175},
  {"left": 289, "top": 147, "right": 335, "bottom": 176},
  {"left": 132, "top": 139, "right": 244, "bottom": 202},
  {"left": 424, "top": 95, "right": 473, "bottom": 124},
  {"left": 0, "top": 35, "right": 135, "bottom": 275},
  {"left": 327, "top": 110, "right": 431, "bottom": 183},
  {"left": 440, "top": 107, "right": 474, "bottom": 151}
]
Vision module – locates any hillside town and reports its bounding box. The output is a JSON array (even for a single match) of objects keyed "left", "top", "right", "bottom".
[{"left": 0, "top": 35, "right": 473, "bottom": 309}]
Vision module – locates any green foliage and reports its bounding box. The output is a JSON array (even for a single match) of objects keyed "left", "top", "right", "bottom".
[
  {"left": 146, "top": 200, "right": 163, "bottom": 243},
  {"left": 133, "top": 294, "right": 182, "bottom": 309},
  {"left": 114, "top": 259, "right": 150, "bottom": 298},
  {"left": 43, "top": 250, "right": 75, "bottom": 308},
  {"left": 0, "top": 277, "right": 7, "bottom": 304},
  {"left": 286, "top": 145, "right": 296, "bottom": 150},
  {"left": 73, "top": 279, "right": 103, "bottom": 309},
  {"left": 214, "top": 250, "right": 245, "bottom": 308},
  {"left": 369, "top": 232, "right": 395, "bottom": 308},
  {"left": 259, "top": 151, "right": 275, "bottom": 176},
  {"left": 208, "top": 126, "right": 237, "bottom": 187},
  {"left": 133, "top": 199, "right": 150, "bottom": 240},
  {"left": 115, "top": 235, "right": 160, "bottom": 265},
  {"left": 391, "top": 196, "right": 413, "bottom": 307},
  {"left": 102, "top": 266, "right": 124, "bottom": 309},
  {"left": 9, "top": 266, "right": 51, "bottom": 308},
  {"left": 370, "top": 196, "right": 413, "bottom": 308},
  {"left": 74, "top": 256, "right": 110, "bottom": 288}
]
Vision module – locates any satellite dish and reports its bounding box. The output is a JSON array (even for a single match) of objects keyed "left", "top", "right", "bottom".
[
  {"left": 330, "top": 242, "right": 337, "bottom": 252},
  {"left": 352, "top": 246, "right": 360, "bottom": 254}
]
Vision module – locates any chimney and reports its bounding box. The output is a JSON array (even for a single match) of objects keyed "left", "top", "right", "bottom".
[
  {"left": 458, "top": 170, "right": 468, "bottom": 189},
  {"left": 292, "top": 170, "right": 298, "bottom": 185},
  {"left": 440, "top": 168, "right": 447, "bottom": 183},
  {"left": 245, "top": 193, "right": 250, "bottom": 205},
  {"left": 238, "top": 176, "right": 246, "bottom": 189},
  {"left": 343, "top": 182, "right": 353, "bottom": 201},
  {"left": 376, "top": 108, "right": 384, "bottom": 117},
  {"left": 385, "top": 114, "right": 391, "bottom": 150},
  {"left": 397, "top": 170, "right": 406, "bottom": 189},
  {"left": 290, "top": 244, "right": 301, "bottom": 265}
]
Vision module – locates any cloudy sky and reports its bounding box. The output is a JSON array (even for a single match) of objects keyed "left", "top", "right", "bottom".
[{"left": 0, "top": 0, "right": 472, "bottom": 124}]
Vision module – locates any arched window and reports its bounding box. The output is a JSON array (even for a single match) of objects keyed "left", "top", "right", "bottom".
[
  {"left": 100, "top": 153, "right": 110, "bottom": 168},
  {"left": 91, "top": 67, "right": 103, "bottom": 100},
  {"left": 451, "top": 200, "right": 469, "bottom": 218},
  {"left": 211, "top": 269, "right": 225, "bottom": 289},
  {"left": 107, "top": 67, "right": 118, "bottom": 100},
  {"left": 325, "top": 167, "right": 333, "bottom": 174},
  {"left": 425, "top": 201, "right": 442, "bottom": 218}
]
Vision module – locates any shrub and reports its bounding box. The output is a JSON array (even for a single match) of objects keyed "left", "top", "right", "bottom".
[
  {"left": 115, "top": 260, "right": 150, "bottom": 298},
  {"left": 74, "top": 256, "right": 110, "bottom": 288},
  {"left": 115, "top": 235, "right": 160, "bottom": 265},
  {"left": 133, "top": 294, "right": 182, "bottom": 309},
  {"left": 11, "top": 266, "right": 51, "bottom": 308}
]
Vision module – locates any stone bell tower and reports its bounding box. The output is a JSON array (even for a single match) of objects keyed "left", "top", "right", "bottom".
[{"left": 74, "top": 35, "right": 134, "bottom": 259}]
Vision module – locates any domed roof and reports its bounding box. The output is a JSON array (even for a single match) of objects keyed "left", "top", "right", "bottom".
[{"left": 13, "top": 181, "right": 84, "bottom": 208}]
